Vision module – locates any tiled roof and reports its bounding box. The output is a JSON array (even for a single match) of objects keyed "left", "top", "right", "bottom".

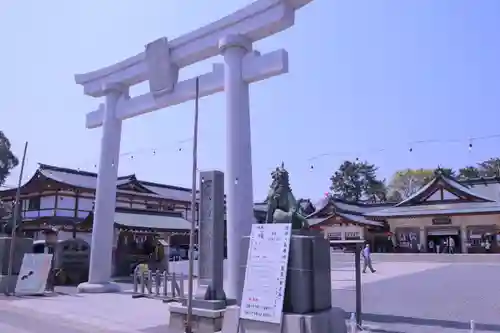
[
  {"left": 366, "top": 201, "right": 500, "bottom": 218},
  {"left": 396, "top": 174, "right": 493, "bottom": 207},
  {"left": 2, "top": 164, "right": 192, "bottom": 201},
  {"left": 39, "top": 167, "right": 132, "bottom": 189},
  {"left": 115, "top": 211, "right": 192, "bottom": 231},
  {"left": 308, "top": 197, "right": 391, "bottom": 218},
  {"left": 336, "top": 212, "right": 384, "bottom": 227}
]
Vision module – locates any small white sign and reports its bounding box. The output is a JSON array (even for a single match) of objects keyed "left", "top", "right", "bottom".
[
  {"left": 15, "top": 253, "right": 53, "bottom": 295},
  {"left": 240, "top": 223, "right": 292, "bottom": 324}
]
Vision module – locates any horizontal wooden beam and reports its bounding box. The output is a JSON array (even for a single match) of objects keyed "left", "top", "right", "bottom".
[
  {"left": 74, "top": 0, "right": 311, "bottom": 97},
  {"left": 86, "top": 49, "right": 288, "bottom": 129}
]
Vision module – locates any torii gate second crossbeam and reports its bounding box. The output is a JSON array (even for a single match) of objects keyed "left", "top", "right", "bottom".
[{"left": 75, "top": 0, "right": 314, "bottom": 299}]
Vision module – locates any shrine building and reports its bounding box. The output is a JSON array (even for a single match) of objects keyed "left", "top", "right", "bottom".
[
  {"left": 307, "top": 172, "right": 500, "bottom": 254},
  {"left": 0, "top": 164, "right": 205, "bottom": 275},
  {"left": 305, "top": 197, "right": 393, "bottom": 251},
  {"left": 365, "top": 173, "right": 500, "bottom": 253}
]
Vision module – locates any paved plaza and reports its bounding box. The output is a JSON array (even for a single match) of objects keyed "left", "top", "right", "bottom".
[
  {"left": 1, "top": 259, "right": 499, "bottom": 332},
  {"left": 331, "top": 260, "right": 500, "bottom": 333}
]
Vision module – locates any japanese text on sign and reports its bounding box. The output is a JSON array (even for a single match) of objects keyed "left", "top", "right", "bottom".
[{"left": 240, "top": 223, "right": 292, "bottom": 324}]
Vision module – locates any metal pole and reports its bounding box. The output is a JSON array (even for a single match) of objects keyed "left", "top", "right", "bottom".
[
  {"left": 186, "top": 77, "right": 200, "bottom": 333},
  {"left": 355, "top": 242, "right": 362, "bottom": 326},
  {"left": 5, "top": 141, "right": 28, "bottom": 296}
]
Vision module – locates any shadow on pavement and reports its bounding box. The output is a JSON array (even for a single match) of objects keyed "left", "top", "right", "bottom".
[{"left": 361, "top": 312, "right": 500, "bottom": 332}]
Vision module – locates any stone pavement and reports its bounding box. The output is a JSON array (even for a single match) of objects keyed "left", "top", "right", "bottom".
[
  {"left": 1, "top": 261, "right": 499, "bottom": 332},
  {"left": 330, "top": 261, "right": 447, "bottom": 290},
  {"left": 332, "top": 262, "right": 500, "bottom": 333},
  {"left": 0, "top": 292, "right": 169, "bottom": 333}
]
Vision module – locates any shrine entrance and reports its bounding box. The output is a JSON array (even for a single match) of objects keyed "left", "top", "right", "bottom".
[
  {"left": 426, "top": 227, "right": 461, "bottom": 253},
  {"left": 113, "top": 229, "right": 190, "bottom": 277},
  {"left": 74, "top": 0, "right": 313, "bottom": 296}
]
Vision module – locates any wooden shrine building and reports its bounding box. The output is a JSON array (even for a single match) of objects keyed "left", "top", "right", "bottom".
[
  {"left": 365, "top": 173, "right": 500, "bottom": 253},
  {"left": 0, "top": 163, "right": 196, "bottom": 275},
  {"left": 305, "top": 197, "right": 392, "bottom": 251}
]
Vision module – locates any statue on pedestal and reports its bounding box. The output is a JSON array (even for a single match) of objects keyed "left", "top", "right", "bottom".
[{"left": 265, "top": 163, "right": 309, "bottom": 229}]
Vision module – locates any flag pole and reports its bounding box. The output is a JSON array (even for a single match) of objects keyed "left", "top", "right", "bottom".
[
  {"left": 186, "top": 77, "right": 200, "bottom": 333},
  {"left": 5, "top": 141, "right": 28, "bottom": 296}
]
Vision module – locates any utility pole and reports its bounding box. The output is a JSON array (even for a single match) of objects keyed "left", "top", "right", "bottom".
[
  {"left": 5, "top": 141, "right": 28, "bottom": 296},
  {"left": 185, "top": 77, "right": 200, "bottom": 333}
]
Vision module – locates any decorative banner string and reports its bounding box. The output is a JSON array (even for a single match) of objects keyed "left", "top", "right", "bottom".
[
  {"left": 2, "top": 132, "right": 500, "bottom": 190},
  {"left": 69, "top": 132, "right": 500, "bottom": 172},
  {"left": 306, "top": 133, "right": 500, "bottom": 170}
]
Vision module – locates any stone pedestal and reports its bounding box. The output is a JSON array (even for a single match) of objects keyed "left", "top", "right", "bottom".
[
  {"left": 241, "top": 230, "right": 332, "bottom": 313},
  {"left": 169, "top": 302, "right": 226, "bottom": 333},
  {"left": 235, "top": 230, "right": 347, "bottom": 333},
  {"left": 221, "top": 306, "right": 347, "bottom": 333},
  {"left": 284, "top": 230, "right": 332, "bottom": 314},
  {"left": 0, "top": 236, "right": 33, "bottom": 293},
  {"left": 169, "top": 170, "right": 236, "bottom": 333},
  {"left": 281, "top": 308, "right": 347, "bottom": 333},
  {"left": 77, "top": 281, "right": 121, "bottom": 293},
  {"left": 0, "top": 274, "right": 17, "bottom": 293},
  {"left": 0, "top": 236, "right": 34, "bottom": 275}
]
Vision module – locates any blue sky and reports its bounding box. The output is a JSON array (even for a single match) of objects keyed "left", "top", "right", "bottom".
[{"left": 1, "top": 0, "right": 499, "bottom": 201}]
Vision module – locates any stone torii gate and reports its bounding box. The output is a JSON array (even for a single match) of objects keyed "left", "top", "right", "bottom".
[{"left": 75, "top": 0, "right": 313, "bottom": 296}]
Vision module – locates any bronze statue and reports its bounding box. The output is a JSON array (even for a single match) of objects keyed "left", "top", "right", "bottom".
[
  {"left": 297, "top": 198, "right": 316, "bottom": 216},
  {"left": 265, "top": 163, "right": 309, "bottom": 229}
]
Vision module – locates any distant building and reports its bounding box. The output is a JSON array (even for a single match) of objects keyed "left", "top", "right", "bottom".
[
  {"left": 0, "top": 163, "right": 265, "bottom": 274},
  {"left": 366, "top": 173, "right": 500, "bottom": 253},
  {"left": 308, "top": 173, "right": 500, "bottom": 253},
  {"left": 0, "top": 164, "right": 196, "bottom": 241},
  {"left": 306, "top": 197, "right": 392, "bottom": 251},
  {"left": 0, "top": 163, "right": 203, "bottom": 275}
]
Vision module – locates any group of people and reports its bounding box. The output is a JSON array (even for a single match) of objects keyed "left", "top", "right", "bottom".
[{"left": 427, "top": 236, "right": 456, "bottom": 254}]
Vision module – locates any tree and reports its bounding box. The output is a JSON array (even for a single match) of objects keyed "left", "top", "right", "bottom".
[
  {"left": 434, "top": 167, "right": 455, "bottom": 178},
  {"left": 387, "top": 168, "right": 434, "bottom": 199},
  {"left": 477, "top": 158, "right": 500, "bottom": 177},
  {"left": 330, "top": 160, "right": 386, "bottom": 202},
  {"left": 387, "top": 167, "right": 456, "bottom": 200},
  {"left": 458, "top": 166, "right": 481, "bottom": 179},
  {"left": 0, "top": 131, "right": 19, "bottom": 186},
  {"left": 387, "top": 190, "right": 403, "bottom": 202}
]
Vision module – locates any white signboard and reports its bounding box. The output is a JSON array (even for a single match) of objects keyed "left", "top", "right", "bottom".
[
  {"left": 240, "top": 223, "right": 292, "bottom": 324},
  {"left": 15, "top": 253, "right": 53, "bottom": 295}
]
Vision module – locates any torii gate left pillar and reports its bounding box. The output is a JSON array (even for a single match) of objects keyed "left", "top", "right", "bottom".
[
  {"left": 75, "top": 0, "right": 314, "bottom": 295},
  {"left": 77, "top": 84, "right": 125, "bottom": 293}
]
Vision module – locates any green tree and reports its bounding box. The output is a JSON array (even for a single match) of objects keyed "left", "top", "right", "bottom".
[
  {"left": 477, "top": 158, "right": 500, "bottom": 177},
  {"left": 458, "top": 166, "right": 481, "bottom": 179},
  {"left": 0, "top": 131, "right": 19, "bottom": 186},
  {"left": 388, "top": 168, "right": 434, "bottom": 199},
  {"left": 434, "top": 167, "right": 455, "bottom": 178},
  {"left": 330, "top": 160, "right": 386, "bottom": 202}
]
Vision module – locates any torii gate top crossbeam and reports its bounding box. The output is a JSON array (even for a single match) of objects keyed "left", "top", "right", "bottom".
[{"left": 74, "top": 0, "right": 313, "bottom": 97}]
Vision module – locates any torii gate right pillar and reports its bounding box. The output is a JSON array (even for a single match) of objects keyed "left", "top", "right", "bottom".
[{"left": 219, "top": 35, "right": 254, "bottom": 303}]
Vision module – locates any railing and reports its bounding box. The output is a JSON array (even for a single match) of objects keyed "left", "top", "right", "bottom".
[{"left": 132, "top": 267, "right": 186, "bottom": 302}]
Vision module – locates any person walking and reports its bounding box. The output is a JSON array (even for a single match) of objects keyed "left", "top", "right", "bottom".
[
  {"left": 448, "top": 236, "right": 455, "bottom": 254},
  {"left": 362, "top": 243, "right": 376, "bottom": 273}
]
